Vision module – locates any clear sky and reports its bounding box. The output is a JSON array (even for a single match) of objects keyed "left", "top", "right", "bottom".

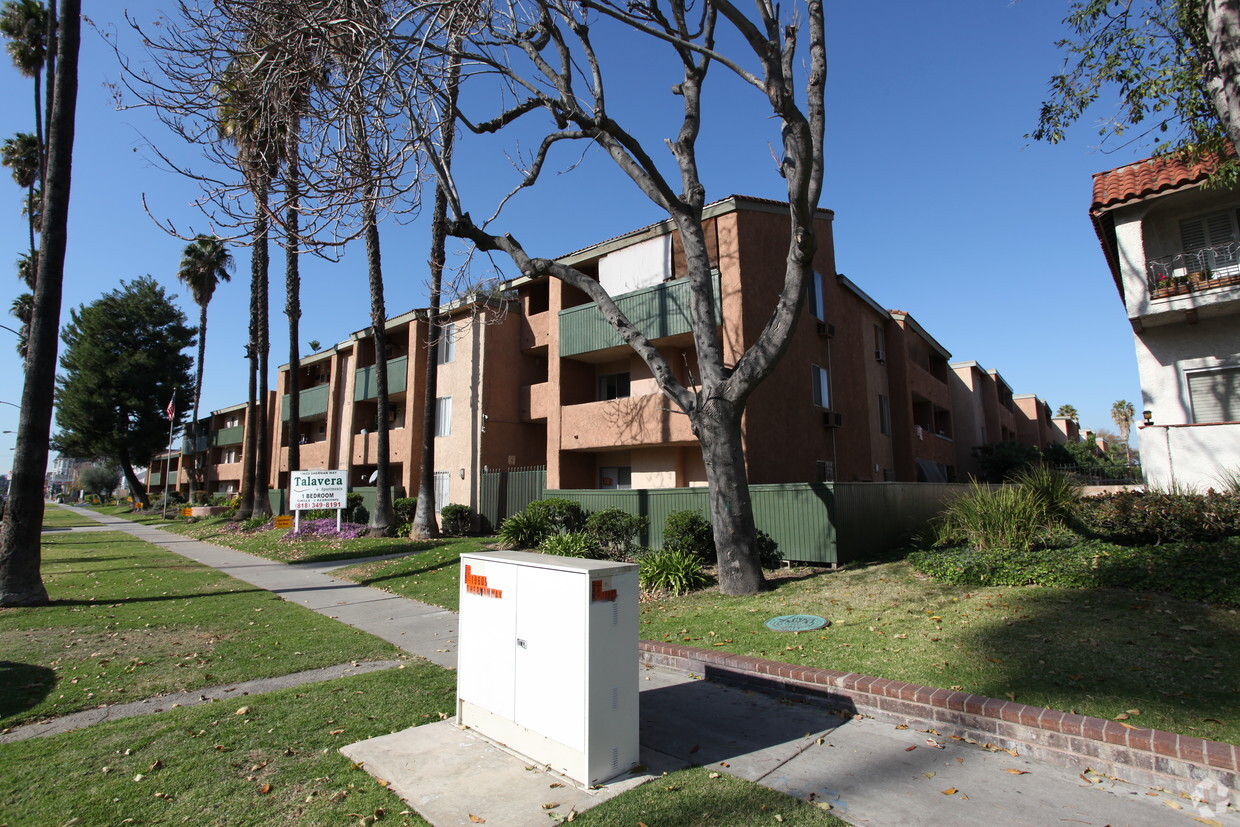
[{"left": 0, "top": 1, "right": 1150, "bottom": 475}]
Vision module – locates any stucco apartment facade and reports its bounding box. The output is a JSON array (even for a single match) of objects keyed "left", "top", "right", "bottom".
[
  {"left": 161, "top": 196, "right": 1071, "bottom": 512},
  {"left": 1091, "top": 152, "right": 1240, "bottom": 490}
]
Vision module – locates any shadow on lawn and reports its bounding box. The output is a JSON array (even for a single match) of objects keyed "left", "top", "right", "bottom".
[
  {"left": 956, "top": 586, "right": 1240, "bottom": 743},
  {"left": 48, "top": 588, "right": 264, "bottom": 607},
  {"left": 346, "top": 554, "right": 460, "bottom": 588},
  {"left": 0, "top": 662, "right": 55, "bottom": 719}
]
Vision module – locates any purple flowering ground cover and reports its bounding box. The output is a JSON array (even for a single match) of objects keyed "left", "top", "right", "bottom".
[{"left": 164, "top": 515, "right": 433, "bottom": 564}]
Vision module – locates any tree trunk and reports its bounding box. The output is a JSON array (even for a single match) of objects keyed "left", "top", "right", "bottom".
[
  {"left": 284, "top": 124, "right": 301, "bottom": 490},
  {"left": 692, "top": 396, "right": 764, "bottom": 595},
  {"left": 412, "top": 47, "right": 462, "bottom": 540},
  {"left": 252, "top": 186, "right": 271, "bottom": 518},
  {"left": 0, "top": 0, "right": 77, "bottom": 607},
  {"left": 235, "top": 184, "right": 268, "bottom": 521},
  {"left": 118, "top": 443, "right": 148, "bottom": 510},
  {"left": 189, "top": 302, "right": 207, "bottom": 504},
  {"left": 365, "top": 204, "right": 393, "bottom": 537},
  {"left": 1205, "top": 0, "right": 1240, "bottom": 152}
]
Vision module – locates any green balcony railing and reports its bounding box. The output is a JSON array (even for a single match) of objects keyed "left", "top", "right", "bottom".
[
  {"left": 354, "top": 355, "right": 408, "bottom": 401},
  {"left": 558, "top": 273, "right": 721, "bottom": 358},
  {"left": 282, "top": 383, "right": 330, "bottom": 421},
  {"left": 181, "top": 434, "right": 209, "bottom": 454},
  {"left": 211, "top": 425, "right": 244, "bottom": 446}
]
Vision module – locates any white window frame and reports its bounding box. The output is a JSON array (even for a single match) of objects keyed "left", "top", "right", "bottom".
[
  {"left": 598, "top": 372, "right": 631, "bottom": 401},
  {"left": 435, "top": 396, "right": 452, "bottom": 437},
  {"left": 436, "top": 323, "right": 456, "bottom": 365},
  {"left": 811, "top": 365, "right": 830, "bottom": 409},
  {"left": 433, "top": 470, "right": 451, "bottom": 510}
]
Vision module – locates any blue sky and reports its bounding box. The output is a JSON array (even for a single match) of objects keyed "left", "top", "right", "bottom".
[{"left": 0, "top": 1, "right": 1148, "bottom": 474}]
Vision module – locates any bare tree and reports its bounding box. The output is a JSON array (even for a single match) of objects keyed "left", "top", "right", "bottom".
[{"left": 390, "top": 0, "right": 825, "bottom": 595}]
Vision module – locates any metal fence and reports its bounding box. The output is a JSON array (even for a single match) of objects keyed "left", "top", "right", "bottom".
[
  {"left": 546, "top": 482, "right": 975, "bottom": 565},
  {"left": 479, "top": 466, "right": 547, "bottom": 533}
]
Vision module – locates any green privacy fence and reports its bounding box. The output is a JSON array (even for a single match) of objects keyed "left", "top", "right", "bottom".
[
  {"left": 479, "top": 466, "right": 547, "bottom": 533},
  {"left": 546, "top": 482, "right": 974, "bottom": 565}
]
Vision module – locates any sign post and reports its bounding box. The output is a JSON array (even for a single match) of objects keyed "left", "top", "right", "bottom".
[{"left": 289, "top": 470, "right": 348, "bottom": 532}]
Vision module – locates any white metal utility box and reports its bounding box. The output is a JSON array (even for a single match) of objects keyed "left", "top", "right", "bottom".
[{"left": 456, "top": 550, "right": 639, "bottom": 787}]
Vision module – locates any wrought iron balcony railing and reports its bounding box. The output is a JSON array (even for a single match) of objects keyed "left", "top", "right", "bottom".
[{"left": 1146, "top": 243, "right": 1240, "bottom": 293}]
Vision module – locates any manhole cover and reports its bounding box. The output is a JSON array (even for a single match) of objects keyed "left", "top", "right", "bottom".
[{"left": 764, "top": 614, "right": 829, "bottom": 632}]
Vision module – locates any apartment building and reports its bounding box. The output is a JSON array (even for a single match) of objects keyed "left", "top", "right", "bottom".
[
  {"left": 1090, "top": 152, "right": 1240, "bottom": 489},
  {"left": 172, "top": 195, "right": 1075, "bottom": 515}
]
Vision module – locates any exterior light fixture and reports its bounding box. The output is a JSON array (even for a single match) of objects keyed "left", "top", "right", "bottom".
[{"left": 1142, "top": 410, "right": 1153, "bottom": 425}]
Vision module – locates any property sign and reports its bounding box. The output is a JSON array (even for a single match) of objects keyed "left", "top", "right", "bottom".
[
  {"left": 290, "top": 470, "right": 347, "bottom": 511},
  {"left": 274, "top": 515, "right": 293, "bottom": 529}
]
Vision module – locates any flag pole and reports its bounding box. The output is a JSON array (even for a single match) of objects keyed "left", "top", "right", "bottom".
[{"left": 162, "top": 391, "right": 176, "bottom": 518}]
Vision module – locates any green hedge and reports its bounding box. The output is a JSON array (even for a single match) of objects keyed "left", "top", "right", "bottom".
[
  {"left": 1074, "top": 490, "right": 1240, "bottom": 545},
  {"left": 908, "top": 537, "right": 1240, "bottom": 605}
]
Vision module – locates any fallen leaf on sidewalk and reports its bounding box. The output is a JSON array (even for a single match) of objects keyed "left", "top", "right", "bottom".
[
  {"left": 904, "top": 746, "right": 917, "bottom": 752},
  {"left": 941, "top": 787, "right": 957, "bottom": 795},
  {"left": 468, "top": 815, "right": 485, "bottom": 823},
  {"left": 1002, "top": 769, "right": 1028, "bottom": 775},
  {"left": 1164, "top": 800, "right": 1183, "bottom": 810},
  {"left": 925, "top": 739, "right": 945, "bottom": 749}
]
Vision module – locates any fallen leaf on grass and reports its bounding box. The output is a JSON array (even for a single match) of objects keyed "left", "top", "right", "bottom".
[
  {"left": 708, "top": 772, "right": 720, "bottom": 779},
  {"left": 329, "top": 729, "right": 345, "bottom": 735},
  {"left": 258, "top": 783, "right": 271, "bottom": 795},
  {"left": 235, "top": 706, "right": 250, "bottom": 716}
]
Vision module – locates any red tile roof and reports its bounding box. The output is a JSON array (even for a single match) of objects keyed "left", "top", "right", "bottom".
[{"left": 1090, "top": 150, "right": 1230, "bottom": 212}]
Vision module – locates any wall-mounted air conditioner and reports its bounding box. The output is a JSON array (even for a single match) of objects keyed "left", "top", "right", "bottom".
[
  {"left": 874, "top": 350, "right": 886, "bottom": 363},
  {"left": 822, "top": 411, "right": 843, "bottom": 428},
  {"left": 817, "top": 321, "right": 835, "bottom": 338}
]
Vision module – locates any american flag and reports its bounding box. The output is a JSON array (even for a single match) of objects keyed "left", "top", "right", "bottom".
[{"left": 165, "top": 396, "right": 175, "bottom": 421}]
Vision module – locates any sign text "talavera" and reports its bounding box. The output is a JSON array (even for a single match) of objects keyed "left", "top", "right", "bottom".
[{"left": 289, "top": 470, "right": 348, "bottom": 512}]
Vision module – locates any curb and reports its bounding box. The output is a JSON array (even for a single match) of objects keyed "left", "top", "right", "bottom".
[{"left": 638, "top": 641, "right": 1239, "bottom": 805}]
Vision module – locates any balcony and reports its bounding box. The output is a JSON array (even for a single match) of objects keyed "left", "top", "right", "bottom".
[
  {"left": 521, "top": 311, "right": 550, "bottom": 351},
  {"left": 1146, "top": 245, "right": 1240, "bottom": 298},
  {"left": 281, "top": 440, "right": 329, "bottom": 472},
  {"left": 355, "top": 355, "right": 408, "bottom": 401},
  {"left": 182, "top": 433, "right": 209, "bottom": 454},
  {"left": 560, "top": 393, "right": 696, "bottom": 451},
  {"left": 351, "top": 430, "right": 409, "bottom": 465},
  {"left": 211, "top": 425, "right": 244, "bottom": 446},
  {"left": 282, "top": 384, "right": 330, "bottom": 421},
  {"left": 520, "top": 382, "right": 550, "bottom": 421},
  {"left": 558, "top": 274, "right": 721, "bottom": 359}
]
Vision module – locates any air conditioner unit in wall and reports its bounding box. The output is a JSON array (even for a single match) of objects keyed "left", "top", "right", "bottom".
[
  {"left": 822, "top": 411, "right": 843, "bottom": 428},
  {"left": 874, "top": 350, "right": 886, "bottom": 363},
  {"left": 816, "top": 321, "right": 835, "bottom": 338}
]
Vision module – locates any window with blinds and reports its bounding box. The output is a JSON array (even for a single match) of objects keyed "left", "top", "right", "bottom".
[
  {"left": 1188, "top": 367, "right": 1240, "bottom": 423},
  {"left": 435, "top": 396, "right": 452, "bottom": 436},
  {"left": 1179, "top": 210, "right": 1240, "bottom": 272}
]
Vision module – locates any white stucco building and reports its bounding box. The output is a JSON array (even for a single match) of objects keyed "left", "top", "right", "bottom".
[{"left": 1091, "top": 152, "right": 1240, "bottom": 490}]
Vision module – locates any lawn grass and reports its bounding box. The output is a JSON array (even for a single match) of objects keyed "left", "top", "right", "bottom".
[
  {"left": 0, "top": 531, "right": 406, "bottom": 728},
  {"left": 331, "top": 538, "right": 492, "bottom": 612},
  {"left": 39, "top": 506, "right": 102, "bottom": 528},
  {"left": 0, "top": 665, "right": 453, "bottom": 826},
  {"left": 337, "top": 547, "right": 1240, "bottom": 744},
  {"left": 640, "top": 561, "right": 1240, "bottom": 744}
]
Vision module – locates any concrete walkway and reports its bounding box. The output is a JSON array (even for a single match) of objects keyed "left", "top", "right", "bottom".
[{"left": 49, "top": 506, "right": 1237, "bottom": 826}]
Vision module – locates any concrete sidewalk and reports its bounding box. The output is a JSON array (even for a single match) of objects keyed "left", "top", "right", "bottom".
[{"left": 55, "top": 505, "right": 1236, "bottom": 826}]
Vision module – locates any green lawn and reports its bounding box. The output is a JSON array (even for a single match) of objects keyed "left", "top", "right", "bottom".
[
  {"left": 0, "top": 531, "right": 406, "bottom": 728},
  {"left": 337, "top": 549, "right": 1240, "bottom": 744},
  {"left": 39, "top": 505, "right": 102, "bottom": 528},
  {"left": 331, "top": 538, "right": 490, "bottom": 612}
]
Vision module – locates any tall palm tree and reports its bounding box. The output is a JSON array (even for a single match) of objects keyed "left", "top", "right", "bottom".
[
  {"left": 176, "top": 234, "right": 233, "bottom": 504},
  {"left": 9, "top": 290, "right": 31, "bottom": 359},
  {"left": 1111, "top": 399, "right": 1135, "bottom": 466},
  {"left": 1, "top": 131, "right": 39, "bottom": 264},
  {"left": 0, "top": 0, "right": 47, "bottom": 154},
  {"left": 1055, "top": 404, "right": 1079, "bottom": 421}
]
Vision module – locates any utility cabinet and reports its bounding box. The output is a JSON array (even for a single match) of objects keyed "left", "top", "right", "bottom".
[{"left": 456, "top": 550, "right": 639, "bottom": 787}]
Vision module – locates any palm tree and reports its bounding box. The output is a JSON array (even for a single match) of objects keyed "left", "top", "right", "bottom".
[
  {"left": 1, "top": 131, "right": 39, "bottom": 264},
  {"left": 9, "top": 291, "right": 30, "bottom": 359},
  {"left": 176, "top": 234, "right": 233, "bottom": 504},
  {"left": 1055, "top": 404, "right": 1079, "bottom": 421},
  {"left": 1111, "top": 400, "right": 1135, "bottom": 466},
  {"left": 0, "top": 1, "right": 47, "bottom": 154}
]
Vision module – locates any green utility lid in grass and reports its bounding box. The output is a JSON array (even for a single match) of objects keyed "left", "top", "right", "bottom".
[{"left": 764, "top": 614, "right": 829, "bottom": 632}]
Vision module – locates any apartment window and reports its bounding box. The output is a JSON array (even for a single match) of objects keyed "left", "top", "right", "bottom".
[
  {"left": 1187, "top": 366, "right": 1240, "bottom": 423},
  {"left": 222, "top": 448, "right": 239, "bottom": 464},
  {"left": 1180, "top": 210, "right": 1239, "bottom": 271},
  {"left": 878, "top": 394, "right": 891, "bottom": 436},
  {"left": 807, "top": 271, "right": 825, "bottom": 321},
  {"left": 598, "top": 372, "right": 631, "bottom": 401},
  {"left": 599, "top": 466, "right": 631, "bottom": 489},
  {"left": 434, "top": 470, "right": 450, "bottom": 509},
  {"left": 435, "top": 396, "right": 452, "bottom": 437},
  {"left": 811, "top": 365, "right": 830, "bottom": 408},
  {"left": 815, "top": 460, "right": 835, "bottom": 482},
  {"left": 436, "top": 323, "right": 456, "bottom": 364},
  {"left": 874, "top": 325, "right": 887, "bottom": 362}
]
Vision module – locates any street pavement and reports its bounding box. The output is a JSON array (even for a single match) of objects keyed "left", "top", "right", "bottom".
[{"left": 50, "top": 505, "right": 1238, "bottom": 826}]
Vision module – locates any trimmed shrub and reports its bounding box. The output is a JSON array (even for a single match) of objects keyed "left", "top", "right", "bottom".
[
  {"left": 539, "top": 532, "right": 601, "bottom": 559},
  {"left": 497, "top": 509, "right": 551, "bottom": 549},
  {"left": 441, "top": 504, "right": 472, "bottom": 536},
  {"left": 1075, "top": 490, "right": 1240, "bottom": 545},
  {"left": 638, "top": 548, "right": 711, "bottom": 595},
  {"left": 525, "top": 497, "right": 587, "bottom": 534},
  {"left": 393, "top": 497, "right": 418, "bottom": 526},
  {"left": 663, "top": 510, "right": 716, "bottom": 561},
  {"left": 347, "top": 492, "right": 369, "bottom": 525},
  {"left": 908, "top": 537, "right": 1240, "bottom": 606},
  {"left": 584, "top": 508, "right": 648, "bottom": 560}
]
